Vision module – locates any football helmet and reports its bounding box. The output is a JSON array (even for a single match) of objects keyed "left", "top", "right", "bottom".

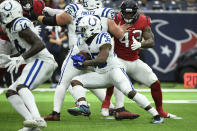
[
  {"left": 78, "top": 15, "right": 101, "bottom": 40},
  {"left": 120, "top": 0, "right": 139, "bottom": 24},
  {"left": 82, "top": 0, "right": 97, "bottom": 10},
  {"left": 95, "top": 0, "right": 103, "bottom": 8},
  {"left": 17, "top": 0, "right": 33, "bottom": 11},
  {"left": 0, "top": 0, "right": 23, "bottom": 24}
]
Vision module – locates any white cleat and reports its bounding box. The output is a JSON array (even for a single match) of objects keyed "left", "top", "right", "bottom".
[
  {"left": 18, "top": 127, "right": 32, "bottom": 131},
  {"left": 167, "top": 113, "right": 183, "bottom": 119},
  {"left": 101, "top": 108, "right": 109, "bottom": 117},
  {"left": 35, "top": 119, "right": 47, "bottom": 128},
  {"left": 23, "top": 120, "right": 38, "bottom": 128},
  {"left": 152, "top": 115, "right": 164, "bottom": 124}
]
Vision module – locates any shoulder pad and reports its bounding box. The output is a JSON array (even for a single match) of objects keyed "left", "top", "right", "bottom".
[
  {"left": 65, "top": 3, "right": 80, "bottom": 18},
  {"left": 96, "top": 32, "right": 112, "bottom": 45},
  {"left": 101, "top": 8, "right": 115, "bottom": 20},
  {"left": 12, "top": 17, "right": 32, "bottom": 32}
]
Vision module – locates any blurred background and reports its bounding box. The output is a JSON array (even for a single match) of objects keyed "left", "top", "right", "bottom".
[{"left": 0, "top": 0, "right": 197, "bottom": 88}]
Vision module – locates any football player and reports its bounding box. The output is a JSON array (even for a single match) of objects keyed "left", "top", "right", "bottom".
[
  {"left": 101, "top": 0, "right": 176, "bottom": 118},
  {"left": 28, "top": 0, "right": 134, "bottom": 121},
  {"left": 68, "top": 15, "right": 164, "bottom": 124},
  {"left": 0, "top": 0, "right": 57, "bottom": 130}
]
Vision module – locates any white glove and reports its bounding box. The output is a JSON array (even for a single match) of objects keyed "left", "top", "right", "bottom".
[
  {"left": 0, "top": 54, "right": 11, "bottom": 68},
  {"left": 34, "top": 25, "right": 41, "bottom": 36},
  {"left": 42, "top": 7, "right": 63, "bottom": 16},
  {"left": 5, "top": 56, "right": 25, "bottom": 74},
  {"left": 131, "top": 36, "right": 141, "bottom": 50}
]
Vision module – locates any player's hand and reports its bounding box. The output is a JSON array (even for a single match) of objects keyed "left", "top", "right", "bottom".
[
  {"left": 42, "top": 7, "right": 54, "bottom": 16},
  {"left": 71, "top": 54, "right": 86, "bottom": 69},
  {"left": 118, "top": 22, "right": 131, "bottom": 34},
  {"left": 131, "top": 36, "right": 141, "bottom": 50},
  {"left": 5, "top": 56, "right": 25, "bottom": 74},
  {"left": 34, "top": 25, "right": 42, "bottom": 36},
  {"left": 0, "top": 54, "right": 11, "bottom": 68}
]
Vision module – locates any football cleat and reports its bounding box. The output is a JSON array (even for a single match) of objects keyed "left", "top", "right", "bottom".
[
  {"left": 115, "top": 112, "right": 140, "bottom": 120},
  {"left": 67, "top": 105, "right": 91, "bottom": 117},
  {"left": 23, "top": 120, "right": 37, "bottom": 128},
  {"left": 18, "top": 127, "right": 41, "bottom": 131},
  {"left": 167, "top": 113, "right": 183, "bottom": 119},
  {"left": 35, "top": 119, "right": 47, "bottom": 128},
  {"left": 101, "top": 108, "right": 109, "bottom": 117},
  {"left": 43, "top": 111, "right": 60, "bottom": 121},
  {"left": 152, "top": 115, "right": 164, "bottom": 124}
]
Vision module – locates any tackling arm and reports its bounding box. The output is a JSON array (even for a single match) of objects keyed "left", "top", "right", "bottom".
[
  {"left": 83, "top": 44, "right": 111, "bottom": 67},
  {"left": 141, "top": 26, "right": 155, "bottom": 48},
  {"left": 37, "top": 12, "right": 72, "bottom": 26},
  {"left": 19, "top": 28, "right": 45, "bottom": 59}
]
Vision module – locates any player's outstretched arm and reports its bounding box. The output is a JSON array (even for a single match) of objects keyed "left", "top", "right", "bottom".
[
  {"left": 141, "top": 26, "right": 155, "bottom": 48},
  {"left": 19, "top": 28, "right": 45, "bottom": 59},
  {"left": 108, "top": 19, "right": 130, "bottom": 39},
  {"left": 83, "top": 44, "right": 111, "bottom": 67},
  {"left": 37, "top": 12, "right": 72, "bottom": 26}
]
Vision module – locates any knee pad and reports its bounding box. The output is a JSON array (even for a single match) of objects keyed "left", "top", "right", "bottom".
[
  {"left": 6, "top": 89, "right": 18, "bottom": 98},
  {"left": 16, "top": 84, "right": 27, "bottom": 92}
]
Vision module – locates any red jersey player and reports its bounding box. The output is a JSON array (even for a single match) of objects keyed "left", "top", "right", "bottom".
[{"left": 102, "top": 0, "right": 177, "bottom": 119}]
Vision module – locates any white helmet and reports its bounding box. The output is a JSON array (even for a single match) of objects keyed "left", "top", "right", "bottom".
[
  {"left": 95, "top": 0, "right": 103, "bottom": 8},
  {"left": 78, "top": 15, "right": 101, "bottom": 40},
  {"left": 82, "top": 0, "right": 97, "bottom": 10},
  {"left": 0, "top": 0, "right": 23, "bottom": 24}
]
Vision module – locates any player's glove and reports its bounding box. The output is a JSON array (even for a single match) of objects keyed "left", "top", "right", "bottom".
[
  {"left": 71, "top": 54, "right": 86, "bottom": 69},
  {"left": 0, "top": 54, "right": 11, "bottom": 68},
  {"left": 5, "top": 56, "right": 25, "bottom": 74},
  {"left": 131, "top": 36, "right": 141, "bottom": 50}
]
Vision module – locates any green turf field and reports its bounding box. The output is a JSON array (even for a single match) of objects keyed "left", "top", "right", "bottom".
[{"left": 0, "top": 83, "right": 197, "bottom": 131}]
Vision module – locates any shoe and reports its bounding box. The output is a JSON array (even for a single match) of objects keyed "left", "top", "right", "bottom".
[
  {"left": 18, "top": 127, "right": 32, "bottom": 131},
  {"left": 109, "top": 108, "right": 116, "bottom": 116},
  {"left": 152, "top": 115, "right": 164, "bottom": 124},
  {"left": 67, "top": 105, "right": 91, "bottom": 116},
  {"left": 23, "top": 120, "right": 37, "bottom": 128},
  {"left": 101, "top": 108, "right": 109, "bottom": 117},
  {"left": 167, "top": 113, "right": 182, "bottom": 119},
  {"left": 35, "top": 118, "right": 47, "bottom": 128},
  {"left": 43, "top": 111, "right": 60, "bottom": 121}
]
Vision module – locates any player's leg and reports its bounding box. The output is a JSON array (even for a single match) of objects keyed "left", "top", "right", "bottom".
[
  {"left": 125, "top": 59, "right": 168, "bottom": 117},
  {"left": 67, "top": 72, "right": 110, "bottom": 116},
  {"left": 110, "top": 68, "right": 163, "bottom": 124},
  {"left": 43, "top": 47, "right": 83, "bottom": 120},
  {"left": 5, "top": 88, "right": 37, "bottom": 128}
]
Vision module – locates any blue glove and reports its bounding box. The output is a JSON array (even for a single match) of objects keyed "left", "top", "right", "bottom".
[{"left": 71, "top": 54, "right": 86, "bottom": 69}]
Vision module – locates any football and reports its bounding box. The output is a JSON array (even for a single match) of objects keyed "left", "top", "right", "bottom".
[{"left": 78, "top": 51, "right": 91, "bottom": 60}]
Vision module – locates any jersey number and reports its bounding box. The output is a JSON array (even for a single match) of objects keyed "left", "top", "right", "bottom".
[
  {"left": 14, "top": 39, "right": 26, "bottom": 54},
  {"left": 119, "top": 30, "right": 142, "bottom": 48}
]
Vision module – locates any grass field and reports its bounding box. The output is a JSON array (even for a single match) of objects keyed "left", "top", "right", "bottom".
[{"left": 0, "top": 83, "right": 197, "bottom": 131}]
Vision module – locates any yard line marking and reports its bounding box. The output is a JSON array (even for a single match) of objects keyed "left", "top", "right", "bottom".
[
  {"left": 1, "top": 88, "right": 197, "bottom": 95},
  {"left": 124, "top": 100, "right": 197, "bottom": 104}
]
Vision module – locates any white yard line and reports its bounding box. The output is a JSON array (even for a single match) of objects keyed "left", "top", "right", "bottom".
[{"left": 124, "top": 100, "right": 197, "bottom": 104}]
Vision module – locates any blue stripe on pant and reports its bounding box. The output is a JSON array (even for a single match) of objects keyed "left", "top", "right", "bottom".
[{"left": 120, "top": 68, "right": 134, "bottom": 91}]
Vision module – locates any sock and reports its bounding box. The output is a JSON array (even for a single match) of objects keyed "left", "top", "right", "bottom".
[
  {"left": 7, "top": 94, "right": 33, "bottom": 120},
  {"left": 18, "top": 88, "right": 41, "bottom": 119},
  {"left": 133, "top": 92, "right": 150, "bottom": 109},
  {"left": 147, "top": 108, "right": 159, "bottom": 117},
  {"left": 72, "top": 85, "right": 86, "bottom": 101},
  {"left": 101, "top": 86, "right": 114, "bottom": 109},
  {"left": 114, "top": 87, "right": 124, "bottom": 109},
  {"left": 53, "top": 84, "right": 68, "bottom": 113},
  {"left": 150, "top": 81, "right": 167, "bottom": 116}
]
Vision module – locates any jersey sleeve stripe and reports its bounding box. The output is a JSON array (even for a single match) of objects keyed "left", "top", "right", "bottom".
[
  {"left": 101, "top": 8, "right": 108, "bottom": 17},
  {"left": 99, "top": 33, "right": 105, "bottom": 44},
  {"left": 105, "top": 8, "right": 112, "bottom": 17},
  {"left": 13, "top": 17, "right": 31, "bottom": 31},
  {"left": 96, "top": 33, "right": 101, "bottom": 44},
  {"left": 69, "top": 4, "right": 77, "bottom": 12},
  {"left": 28, "top": 60, "right": 44, "bottom": 87},
  {"left": 73, "top": 4, "right": 79, "bottom": 11},
  {"left": 24, "top": 59, "right": 39, "bottom": 85}
]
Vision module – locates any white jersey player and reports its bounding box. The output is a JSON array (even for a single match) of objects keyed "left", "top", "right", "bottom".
[
  {"left": 0, "top": 0, "right": 57, "bottom": 130},
  {"left": 33, "top": 0, "right": 130, "bottom": 120},
  {"left": 68, "top": 15, "right": 164, "bottom": 124}
]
